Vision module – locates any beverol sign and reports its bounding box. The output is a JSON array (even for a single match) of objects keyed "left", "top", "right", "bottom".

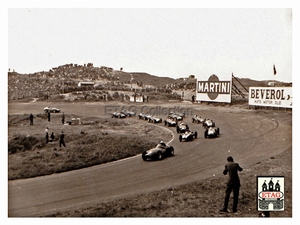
[
  {"left": 196, "top": 74, "right": 232, "bottom": 103},
  {"left": 249, "top": 87, "right": 292, "bottom": 108}
]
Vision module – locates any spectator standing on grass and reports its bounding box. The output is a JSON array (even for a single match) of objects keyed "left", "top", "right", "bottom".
[
  {"left": 50, "top": 132, "right": 55, "bottom": 142},
  {"left": 48, "top": 111, "right": 51, "bottom": 122},
  {"left": 220, "top": 156, "right": 243, "bottom": 213},
  {"left": 45, "top": 127, "right": 49, "bottom": 143},
  {"left": 61, "top": 112, "right": 65, "bottom": 124},
  {"left": 59, "top": 131, "right": 66, "bottom": 147},
  {"left": 29, "top": 113, "right": 34, "bottom": 125}
]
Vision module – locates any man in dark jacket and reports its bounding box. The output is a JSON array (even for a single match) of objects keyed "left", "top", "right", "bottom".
[
  {"left": 220, "top": 156, "right": 243, "bottom": 213},
  {"left": 29, "top": 113, "right": 34, "bottom": 125},
  {"left": 61, "top": 112, "right": 65, "bottom": 124},
  {"left": 59, "top": 131, "right": 66, "bottom": 147}
]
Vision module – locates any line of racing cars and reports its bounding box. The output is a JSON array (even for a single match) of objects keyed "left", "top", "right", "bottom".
[
  {"left": 110, "top": 109, "right": 221, "bottom": 160},
  {"left": 139, "top": 113, "right": 220, "bottom": 161}
]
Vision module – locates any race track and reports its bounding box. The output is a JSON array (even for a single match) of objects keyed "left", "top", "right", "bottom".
[{"left": 8, "top": 102, "right": 292, "bottom": 216}]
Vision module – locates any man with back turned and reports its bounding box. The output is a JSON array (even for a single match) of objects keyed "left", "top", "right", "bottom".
[{"left": 220, "top": 156, "right": 243, "bottom": 213}]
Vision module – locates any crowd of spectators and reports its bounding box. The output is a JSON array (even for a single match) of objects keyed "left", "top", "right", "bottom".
[{"left": 8, "top": 63, "right": 196, "bottom": 101}]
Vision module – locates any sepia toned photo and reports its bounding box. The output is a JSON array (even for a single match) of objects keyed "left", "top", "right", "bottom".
[{"left": 6, "top": 4, "right": 295, "bottom": 221}]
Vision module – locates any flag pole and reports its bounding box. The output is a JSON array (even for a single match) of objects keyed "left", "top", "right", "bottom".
[{"left": 273, "top": 64, "right": 276, "bottom": 87}]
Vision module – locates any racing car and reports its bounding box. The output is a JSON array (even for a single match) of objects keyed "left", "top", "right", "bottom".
[
  {"left": 44, "top": 107, "right": 61, "bottom": 113},
  {"left": 111, "top": 111, "right": 126, "bottom": 118},
  {"left": 164, "top": 116, "right": 178, "bottom": 127},
  {"left": 138, "top": 112, "right": 151, "bottom": 120},
  {"left": 179, "top": 129, "right": 198, "bottom": 142},
  {"left": 204, "top": 126, "right": 220, "bottom": 138},
  {"left": 176, "top": 122, "right": 190, "bottom": 133},
  {"left": 121, "top": 109, "right": 136, "bottom": 117},
  {"left": 192, "top": 115, "right": 205, "bottom": 124},
  {"left": 142, "top": 141, "right": 175, "bottom": 161},
  {"left": 170, "top": 111, "right": 185, "bottom": 118},
  {"left": 148, "top": 115, "right": 162, "bottom": 123},
  {"left": 168, "top": 112, "right": 183, "bottom": 121},
  {"left": 203, "top": 119, "right": 216, "bottom": 128}
]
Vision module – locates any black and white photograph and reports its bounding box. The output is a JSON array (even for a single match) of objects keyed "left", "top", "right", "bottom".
[{"left": 4, "top": 1, "right": 299, "bottom": 223}]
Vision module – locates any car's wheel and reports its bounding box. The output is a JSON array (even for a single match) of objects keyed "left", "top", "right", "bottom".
[
  {"left": 168, "top": 147, "right": 174, "bottom": 156},
  {"left": 179, "top": 135, "right": 182, "bottom": 142},
  {"left": 217, "top": 128, "right": 220, "bottom": 135},
  {"left": 204, "top": 130, "right": 208, "bottom": 138},
  {"left": 194, "top": 131, "right": 198, "bottom": 139},
  {"left": 157, "top": 151, "right": 163, "bottom": 160},
  {"left": 142, "top": 151, "right": 147, "bottom": 161}
]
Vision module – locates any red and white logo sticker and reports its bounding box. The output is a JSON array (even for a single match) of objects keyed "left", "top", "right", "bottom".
[{"left": 257, "top": 176, "right": 284, "bottom": 211}]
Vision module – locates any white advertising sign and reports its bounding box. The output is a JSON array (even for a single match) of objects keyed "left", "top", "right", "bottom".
[
  {"left": 130, "top": 95, "right": 143, "bottom": 102},
  {"left": 196, "top": 74, "right": 232, "bottom": 103},
  {"left": 248, "top": 87, "right": 292, "bottom": 108}
]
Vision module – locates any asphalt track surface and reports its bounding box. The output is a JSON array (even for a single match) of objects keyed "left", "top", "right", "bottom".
[{"left": 8, "top": 102, "right": 292, "bottom": 217}]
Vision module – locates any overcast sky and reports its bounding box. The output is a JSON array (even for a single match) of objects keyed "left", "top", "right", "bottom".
[{"left": 7, "top": 6, "right": 294, "bottom": 82}]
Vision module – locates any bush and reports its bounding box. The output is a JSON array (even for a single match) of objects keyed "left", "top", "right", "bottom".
[{"left": 8, "top": 135, "right": 41, "bottom": 154}]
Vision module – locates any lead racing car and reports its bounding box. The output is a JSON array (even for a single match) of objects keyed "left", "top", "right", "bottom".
[
  {"left": 204, "top": 126, "right": 220, "bottom": 138},
  {"left": 179, "top": 129, "right": 198, "bottom": 142},
  {"left": 142, "top": 141, "right": 175, "bottom": 161}
]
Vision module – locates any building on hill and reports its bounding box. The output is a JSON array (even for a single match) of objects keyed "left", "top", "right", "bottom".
[{"left": 78, "top": 81, "right": 94, "bottom": 87}]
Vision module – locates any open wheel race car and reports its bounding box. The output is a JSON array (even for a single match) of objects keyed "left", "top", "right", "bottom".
[
  {"left": 142, "top": 142, "right": 175, "bottom": 161},
  {"left": 192, "top": 115, "right": 205, "bottom": 124},
  {"left": 148, "top": 115, "right": 162, "bottom": 123},
  {"left": 179, "top": 130, "right": 198, "bottom": 142},
  {"left": 164, "top": 116, "right": 178, "bottom": 127},
  {"left": 168, "top": 112, "right": 183, "bottom": 121},
  {"left": 203, "top": 119, "right": 216, "bottom": 128},
  {"left": 138, "top": 112, "right": 152, "bottom": 120},
  {"left": 121, "top": 109, "right": 136, "bottom": 117},
  {"left": 176, "top": 122, "right": 190, "bottom": 133},
  {"left": 204, "top": 127, "right": 220, "bottom": 138},
  {"left": 111, "top": 111, "right": 126, "bottom": 118}
]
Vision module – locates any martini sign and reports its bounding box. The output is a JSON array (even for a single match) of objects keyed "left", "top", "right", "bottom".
[{"left": 196, "top": 74, "right": 232, "bottom": 103}]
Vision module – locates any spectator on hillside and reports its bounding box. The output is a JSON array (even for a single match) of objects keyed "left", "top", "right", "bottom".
[
  {"left": 45, "top": 127, "right": 49, "bottom": 143},
  {"left": 29, "top": 113, "right": 34, "bottom": 125},
  {"left": 61, "top": 112, "right": 65, "bottom": 124},
  {"left": 50, "top": 132, "right": 55, "bottom": 142},
  {"left": 220, "top": 156, "right": 243, "bottom": 213},
  {"left": 59, "top": 131, "right": 66, "bottom": 148},
  {"left": 48, "top": 112, "right": 51, "bottom": 122}
]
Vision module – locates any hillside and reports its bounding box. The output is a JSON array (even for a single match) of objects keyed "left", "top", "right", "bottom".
[{"left": 8, "top": 63, "right": 292, "bottom": 101}]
